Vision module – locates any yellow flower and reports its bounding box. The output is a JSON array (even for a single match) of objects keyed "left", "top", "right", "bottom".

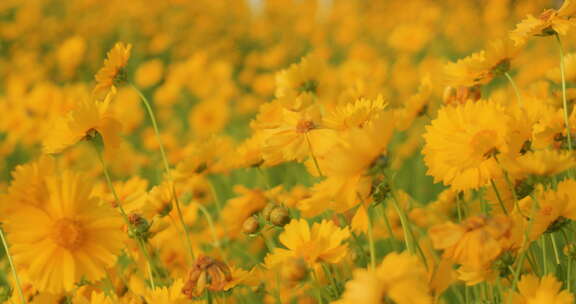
[
  {"left": 520, "top": 180, "right": 576, "bottom": 240},
  {"left": 265, "top": 219, "right": 350, "bottom": 269},
  {"left": 3, "top": 170, "right": 125, "bottom": 293},
  {"left": 57, "top": 36, "right": 86, "bottom": 79},
  {"left": 335, "top": 252, "right": 431, "bottom": 304},
  {"left": 144, "top": 279, "right": 189, "bottom": 304},
  {"left": 43, "top": 96, "right": 122, "bottom": 157},
  {"left": 188, "top": 100, "right": 230, "bottom": 138},
  {"left": 94, "top": 42, "right": 132, "bottom": 97},
  {"left": 134, "top": 59, "right": 164, "bottom": 88},
  {"left": 429, "top": 215, "right": 513, "bottom": 270},
  {"left": 504, "top": 149, "right": 576, "bottom": 179},
  {"left": 323, "top": 95, "right": 387, "bottom": 131},
  {"left": 261, "top": 105, "right": 334, "bottom": 165},
  {"left": 444, "top": 39, "right": 519, "bottom": 88},
  {"left": 510, "top": 1, "right": 576, "bottom": 46},
  {"left": 511, "top": 274, "right": 574, "bottom": 304},
  {"left": 275, "top": 53, "right": 327, "bottom": 100},
  {"left": 423, "top": 100, "right": 510, "bottom": 191}
]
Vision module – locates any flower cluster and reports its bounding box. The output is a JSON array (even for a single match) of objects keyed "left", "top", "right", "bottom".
[{"left": 1, "top": 0, "right": 576, "bottom": 303}]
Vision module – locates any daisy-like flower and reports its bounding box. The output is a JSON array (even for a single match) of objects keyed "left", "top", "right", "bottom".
[
  {"left": 323, "top": 95, "right": 387, "bottom": 131},
  {"left": 510, "top": 0, "right": 576, "bottom": 46},
  {"left": 335, "top": 252, "right": 432, "bottom": 304},
  {"left": 264, "top": 219, "right": 350, "bottom": 269},
  {"left": 43, "top": 96, "right": 122, "bottom": 156},
  {"left": 144, "top": 279, "right": 189, "bottom": 304},
  {"left": 519, "top": 180, "right": 576, "bottom": 240},
  {"left": 3, "top": 170, "right": 125, "bottom": 293},
  {"left": 93, "top": 42, "right": 132, "bottom": 97},
  {"left": 510, "top": 274, "right": 574, "bottom": 304},
  {"left": 260, "top": 105, "right": 336, "bottom": 165},
  {"left": 275, "top": 53, "right": 327, "bottom": 99},
  {"left": 423, "top": 100, "right": 510, "bottom": 191},
  {"left": 429, "top": 215, "right": 514, "bottom": 270},
  {"left": 504, "top": 149, "right": 576, "bottom": 179},
  {"left": 444, "top": 39, "right": 520, "bottom": 88}
]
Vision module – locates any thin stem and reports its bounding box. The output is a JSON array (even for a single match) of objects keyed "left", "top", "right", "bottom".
[
  {"left": 190, "top": 202, "right": 225, "bottom": 260},
  {"left": 490, "top": 179, "right": 508, "bottom": 215},
  {"left": 94, "top": 143, "right": 157, "bottom": 288},
  {"left": 568, "top": 258, "right": 573, "bottom": 293},
  {"left": 507, "top": 194, "right": 538, "bottom": 304},
  {"left": 0, "top": 228, "right": 25, "bottom": 304},
  {"left": 388, "top": 190, "right": 414, "bottom": 254},
  {"left": 379, "top": 204, "right": 399, "bottom": 252},
  {"left": 504, "top": 72, "right": 522, "bottom": 107},
  {"left": 305, "top": 133, "right": 323, "bottom": 177},
  {"left": 550, "top": 233, "right": 561, "bottom": 265},
  {"left": 541, "top": 237, "right": 548, "bottom": 275},
  {"left": 366, "top": 208, "right": 376, "bottom": 270},
  {"left": 555, "top": 34, "right": 573, "bottom": 151},
  {"left": 136, "top": 238, "right": 156, "bottom": 289},
  {"left": 131, "top": 84, "right": 194, "bottom": 264}
]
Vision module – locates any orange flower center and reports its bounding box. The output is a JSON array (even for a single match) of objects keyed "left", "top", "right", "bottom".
[
  {"left": 52, "top": 219, "right": 85, "bottom": 250},
  {"left": 296, "top": 119, "right": 315, "bottom": 133}
]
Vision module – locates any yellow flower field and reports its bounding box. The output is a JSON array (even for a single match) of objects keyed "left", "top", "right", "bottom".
[{"left": 1, "top": 0, "right": 576, "bottom": 303}]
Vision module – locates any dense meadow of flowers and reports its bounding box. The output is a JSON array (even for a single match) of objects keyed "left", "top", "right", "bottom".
[{"left": 2, "top": 0, "right": 576, "bottom": 303}]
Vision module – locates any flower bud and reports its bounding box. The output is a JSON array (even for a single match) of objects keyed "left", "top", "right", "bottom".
[
  {"left": 270, "top": 206, "right": 290, "bottom": 227},
  {"left": 242, "top": 216, "right": 260, "bottom": 235},
  {"left": 262, "top": 203, "right": 278, "bottom": 221}
]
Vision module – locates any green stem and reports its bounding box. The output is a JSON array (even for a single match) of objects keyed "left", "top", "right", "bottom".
[
  {"left": 490, "top": 179, "right": 508, "bottom": 215},
  {"left": 388, "top": 189, "right": 414, "bottom": 254},
  {"left": 136, "top": 238, "right": 156, "bottom": 289},
  {"left": 555, "top": 34, "right": 573, "bottom": 151},
  {"left": 131, "top": 84, "right": 195, "bottom": 264},
  {"left": 550, "top": 233, "right": 560, "bottom": 265},
  {"left": 507, "top": 194, "right": 538, "bottom": 304},
  {"left": 366, "top": 208, "right": 376, "bottom": 270},
  {"left": 541, "top": 237, "right": 548, "bottom": 275},
  {"left": 504, "top": 72, "right": 522, "bottom": 107},
  {"left": 94, "top": 142, "right": 157, "bottom": 288},
  {"left": 190, "top": 202, "right": 224, "bottom": 260},
  {"left": 0, "top": 228, "right": 25, "bottom": 304},
  {"left": 568, "top": 258, "right": 573, "bottom": 293},
  {"left": 379, "top": 204, "right": 399, "bottom": 252}
]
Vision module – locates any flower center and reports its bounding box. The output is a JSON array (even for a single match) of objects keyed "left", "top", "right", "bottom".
[
  {"left": 470, "top": 129, "right": 499, "bottom": 159},
  {"left": 51, "top": 219, "right": 85, "bottom": 250},
  {"left": 296, "top": 119, "right": 315, "bottom": 133}
]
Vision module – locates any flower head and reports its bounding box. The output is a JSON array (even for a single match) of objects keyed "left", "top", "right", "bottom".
[{"left": 94, "top": 42, "right": 132, "bottom": 97}]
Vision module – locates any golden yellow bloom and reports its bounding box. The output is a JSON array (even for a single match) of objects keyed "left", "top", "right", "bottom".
[
  {"left": 429, "top": 215, "right": 513, "bottom": 270},
  {"left": 423, "top": 100, "right": 510, "bottom": 190},
  {"left": 43, "top": 97, "right": 122, "bottom": 157},
  {"left": 275, "top": 53, "right": 327, "bottom": 99},
  {"left": 94, "top": 42, "right": 132, "bottom": 97},
  {"left": 144, "top": 279, "right": 188, "bottom": 304},
  {"left": 323, "top": 95, "right": 387, "bottom": 131},
  {"left": 188, "top": 100, "right": 230, "bottom": 138},
  {"left": 520, "top": 180, "right": 576, "bottom": 240},
  {"left": 444, "top": 39, "right": 519, "bottom": 88},
  {"left": 510, "top": 1, "right": 576, "bottom": 46},
  {"left": 511, "top": 274, "right": 574, "bottom": 304},
  {"left": 265, "top": 219, "right": 350, "bottom": 269},
  {"left": 335, "top": 252, "right": 431, "bottom": 304},
  {"left": 134, "top": 59, "right": 164, "bottom": 88},
  {"left": 504, "top": 149, "right": 576, "bottom": 179},
  {"left": 4, "top": 170, "right": 125, "bottom": 293}
]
